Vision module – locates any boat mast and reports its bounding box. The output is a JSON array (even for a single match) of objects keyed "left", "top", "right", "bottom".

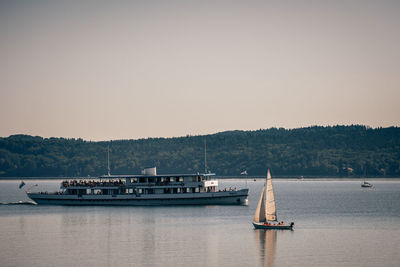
[
  {"left": 364, "top": 164, "right": 367, "bottom": 181},
  {"left": 107, "top": 145, "right": 111, "bottom": 176},
  {"left": 204, "top": 139, "right": 207, "bottom": 173},
  {"left": 265, "top": 169, "right": 277, "bottom": 221}
]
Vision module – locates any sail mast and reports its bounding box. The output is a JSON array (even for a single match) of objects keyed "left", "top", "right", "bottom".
[
  {"left": 265, "top": 169, "right": 277, "bottom": 221},
  {"left": 204, "top": 139, "right": 207, "bottom": 173},
  {"left": 107, "top": 145, "right": 111, "bottom": 176}
]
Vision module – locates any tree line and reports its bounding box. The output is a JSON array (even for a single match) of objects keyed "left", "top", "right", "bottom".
[{"left": 0, "top": 125, "right": 399, "bottom": 177}]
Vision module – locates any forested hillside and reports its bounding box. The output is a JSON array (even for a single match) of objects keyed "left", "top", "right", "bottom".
[{"left": 0, "top": 126, "right": 399, "bottom": 177}]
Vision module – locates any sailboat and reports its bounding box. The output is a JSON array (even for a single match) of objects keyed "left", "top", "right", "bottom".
[
  {"left": 361, "top": 166, "right": 372, "bottom": 188},
  {"left": 252, "top": 169, "right": 294, "bottom": 230},
  {"left": 361, "top": 180, "right": 372, "bottom": 188}
]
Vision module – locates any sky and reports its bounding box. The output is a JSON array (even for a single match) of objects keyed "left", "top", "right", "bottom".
[{"left": 1, "top": 0, "right": 399, "bottom": 141}]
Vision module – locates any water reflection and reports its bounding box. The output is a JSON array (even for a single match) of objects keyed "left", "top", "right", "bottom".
[
  {"left": 254, "top": 230, "right": 277, "bottom": 267},
  {"left": 142, "top": 212, "right": 156, "bottom": 266}
]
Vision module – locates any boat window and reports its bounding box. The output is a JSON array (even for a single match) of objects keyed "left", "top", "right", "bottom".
[
  {"left": 78, "top": 189, "right": 86, "bottom": 195},
  {"left": 169, "top": 177, "right": 175, "bottom": 182},
  {"left": 178, "top": 177, "right": 183, "bottom": 182},
  {"left": 131, "top": 178, "right": 138, "bottom": 183},
  {"left": 139, "top": 178, "right": 146, "bottom": 183}
]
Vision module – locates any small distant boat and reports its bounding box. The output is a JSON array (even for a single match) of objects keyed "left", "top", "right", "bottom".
[
  {"left": 361, "top": 165, "right": 372, "bottom": 188},
  {"left": 252, "top": 169, "right": 294, "bottom": 230},
  {"left": 361, "top": 181, "right": 373, "bottom": 188}
]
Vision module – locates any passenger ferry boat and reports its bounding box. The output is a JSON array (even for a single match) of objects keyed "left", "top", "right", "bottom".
[{"left": 26, "top": 167, "right": 249, "bottom": 206}]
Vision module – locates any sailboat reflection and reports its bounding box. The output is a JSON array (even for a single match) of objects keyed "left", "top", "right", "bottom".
[{"left": 255, "top": 230, "right": 277, "bottom": 267}]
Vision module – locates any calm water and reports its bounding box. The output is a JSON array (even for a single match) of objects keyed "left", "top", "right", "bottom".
[{"left": 0, "top": 179, "right": 399, "bottom": 267}]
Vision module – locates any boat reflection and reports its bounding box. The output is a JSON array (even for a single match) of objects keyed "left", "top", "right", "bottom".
[{"left": 255, "top": 229, "right": 277, "bottom": 267}]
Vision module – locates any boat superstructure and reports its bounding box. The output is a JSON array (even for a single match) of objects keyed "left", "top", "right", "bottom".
[{"left": 26, "top": 167, "right": 248, "bottom": 206}]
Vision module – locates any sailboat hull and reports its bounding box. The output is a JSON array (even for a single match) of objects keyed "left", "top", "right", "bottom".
[
  {"left": 253, "top": 222, "right": 294, "bottom": 230},
  {"left": 361, "top": 182, "right": 372, "bottom": 188}
]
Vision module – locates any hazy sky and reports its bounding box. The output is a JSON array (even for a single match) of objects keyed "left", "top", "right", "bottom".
[{"left": 1, "top": 0, "right": 399, "bottom": 141}]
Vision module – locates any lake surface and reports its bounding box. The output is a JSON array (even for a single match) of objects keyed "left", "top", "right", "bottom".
[{"left": 0, "top": 179, "right": 399, "bottom": 267}]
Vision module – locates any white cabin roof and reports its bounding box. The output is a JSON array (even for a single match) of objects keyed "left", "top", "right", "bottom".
[{"left": 98, "top": 173, "right": 215, "bottom": 179}]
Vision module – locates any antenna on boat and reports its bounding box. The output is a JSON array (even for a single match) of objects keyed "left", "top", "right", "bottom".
[
  {"left": 241, "top": 170, "right": 248, "bottom": 188},
  {"left": 107, "top": 145, "right": 111, "bottom": 176},
  {"left": 204, "top": 139, "right": 207, "bottom": 173}
]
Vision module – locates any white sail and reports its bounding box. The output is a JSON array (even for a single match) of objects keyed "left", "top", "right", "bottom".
[
  {"left": 265, "top": 169, "right": 277, "bottom": 221},
  {"left": 254, "top": 185, "right": 266, "bottom": 223}
]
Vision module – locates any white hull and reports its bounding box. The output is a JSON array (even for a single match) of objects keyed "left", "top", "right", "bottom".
[
  {"left": 361, "top": 182, "right": 372, "bottom": 188},
  {"left": 28, "top": 189, "right": 248, "bottom": 206}
]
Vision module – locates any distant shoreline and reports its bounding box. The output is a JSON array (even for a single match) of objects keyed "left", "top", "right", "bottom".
[
  {"left": 1, "top": 126, "right": 399, "bottom": 178},
  {"left": 1, "top": 176, "right": 399, "bottom": 180},
  {"left": 219, "top": 176, "right": 400, "bottom": 179}
]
